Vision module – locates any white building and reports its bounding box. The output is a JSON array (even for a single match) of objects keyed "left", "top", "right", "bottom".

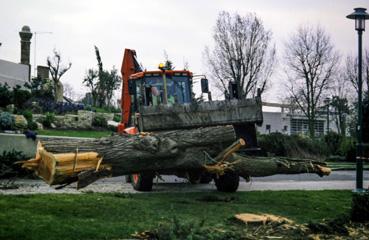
[
  {"left": 0, "top": 59, "right": 30, "bottom": 88},
  {"left": 256, "top": 102, "right": 339, "bottom": 136},
  {"left": 0, "top": 25, "right": 32, "bottom": 88}
]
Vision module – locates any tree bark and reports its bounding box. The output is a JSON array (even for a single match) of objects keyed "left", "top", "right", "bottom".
[
  {"left": 229, "top": 155, "right": 331, "bottom": 179},
  {"left": 40, "top": 125, "right": 236, "bottom": 175},
  {"left": 21, "top": 125, "right": 331, "bottom": 187}
]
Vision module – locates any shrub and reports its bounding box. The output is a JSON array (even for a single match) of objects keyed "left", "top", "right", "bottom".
[
  {"left": 258, "top": 133, "right": 328, "bottom": 158},
  {"left": 12, "top": 85, "right": 31, "bottom": 109},
  {"left": 113, "top": 114, "right": 121, "bottom": 122},
  {"left": 0, "top": 112, "right": 14, "bottom": 130},
  {"left": 338, "top": 137, "right": 356, "bottom": 162},
  {"left": 92, "top": 114, "right": 107, "bottom": 128},
  {"left": 0, "top": 83, "right": 12, "bottom": 108},
  {"left": 43, "top": 112, "right": 55, "bottom": 128},
  {"left": 23, "top": 97, "right": 84, "bottom": 114},
  {"left": 5, "top": 104, "right": 15, "bottom": 113},
  {"left": 27, "top": 121, "right": 38, "bottom": 130},
  {"left": 14, "top": 115, "right": 28, "bottom": 129},
  {"left": 25, "top": 77, "right": 54, "bottom": 100},
  {"left": 0, "top": 150, "right": 28, "bottom": 178},
  {"left": 53, "top": 102, "right": 84, "bottom": 114},
  {"left": 324, "top": 132, "right": 342, "bottom": 156},
  {"left": 93, "top": 106, "right": 120, "bottom": 113},
  {"left": 258, "top": 132, "right": 288, "bottom": 156},
  {"left": 22, "top": 110, "right": 33, "bottom": 122}
]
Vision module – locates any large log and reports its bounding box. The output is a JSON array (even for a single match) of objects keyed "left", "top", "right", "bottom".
[
  {"left": 40, "top": 125, "right": 236, "bottom": 175},
  {"left": 20, "top": 125, "right": 331, "bottom": 187}
]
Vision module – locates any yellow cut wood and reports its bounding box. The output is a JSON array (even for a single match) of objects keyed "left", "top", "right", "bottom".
[
  {"left": 19, "top": 141, "right": 110, "bottom": 185},
  {"left": 234, "top": 213, "right": 293, "bottom": 225}
]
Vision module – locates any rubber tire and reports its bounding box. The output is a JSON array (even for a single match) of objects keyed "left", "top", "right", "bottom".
[
  {"left": 125, "top": 175, "right": 132, "bottom": 183},
  {"left": 214, "top": 171, "right": 239, "bottom": 192},
  {"left": 130, "top": 173, "right": 154, "bottom": 191},
  {"left": 199, "top": 173, "right": 213, "bottom": 184},
  {"left": 187, "top": 172, "right": 201, "bottom": 184}
]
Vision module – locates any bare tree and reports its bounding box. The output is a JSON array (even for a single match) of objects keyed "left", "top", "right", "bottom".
[
  {"left": 285, "top": 25, "right": 339, "bottom": 138},
  {"left": 91, "top": 46, "right": 121, "bottom": 107},
  {"left": 47, "top": 49, "right": 72, "bottom": 102},
  {"left": 344, "top": 50, "right": 369, "bottom": 95},
  {"left": 63, "top": 83, "right": 75, "bottom": 101},
  {"left": 83, "top": 69, "right": 99, "bottom": 106},
  {"left": 204, "top": 11, "right": 276, "bottom": 98},
  {"left": 329, "top": 71, "right": 352, "bottom": 136}
]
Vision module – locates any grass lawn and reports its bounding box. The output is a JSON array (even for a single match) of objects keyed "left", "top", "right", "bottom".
[
  {"left": 0, "top": 190, "right": 352, "bottom": 240},
  {"left": 37, "top": 129, "right": 112, "bottom": 138}
]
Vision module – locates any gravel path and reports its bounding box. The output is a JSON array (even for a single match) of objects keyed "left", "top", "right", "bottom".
[{"left": 1, "top": 171, "right": 368, "bottom": 195}]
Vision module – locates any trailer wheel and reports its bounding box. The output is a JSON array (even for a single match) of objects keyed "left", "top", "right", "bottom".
[
  {"left": 186, "top": 171, "right": 201, "bottom": 184},
  {"left": 130, "top": 173, "right": 153, "bottom": 191},
  {"left": 199, "top": 173, "right": 213, "bottom": 184},
  {"left": 214, "top": 171, "right": 239, "bottom": 192},
  {"left": 125, "top": 175, "right": 132, "bottom": 183}
]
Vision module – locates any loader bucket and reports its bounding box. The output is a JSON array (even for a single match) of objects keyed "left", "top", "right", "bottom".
[{"left": 137, "top": 98, "right": 263, "bottom": 131}]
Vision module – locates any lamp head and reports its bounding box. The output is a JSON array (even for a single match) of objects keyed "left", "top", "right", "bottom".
[{"left": 346, "top": 7, "right": 369, "bottom": 31}]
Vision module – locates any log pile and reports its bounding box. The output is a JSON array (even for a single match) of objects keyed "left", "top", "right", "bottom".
[{"left": 19, "top": 125, "right": 331, "bottom": 188}]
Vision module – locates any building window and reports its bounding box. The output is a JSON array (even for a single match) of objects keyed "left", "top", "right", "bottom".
[
  {"left": 266, "top": 124, "right": 271, "bottom": 133},
  {"left": 290, "top": 118, "right": 324, "bottom": 136},
  {"left": 283, "top": 125, "right": 288, "bottom": 132}
]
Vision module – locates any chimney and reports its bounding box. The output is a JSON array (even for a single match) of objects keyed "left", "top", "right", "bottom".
[{"left": 19, "top": 25, "right": 32, "bottom": 65}]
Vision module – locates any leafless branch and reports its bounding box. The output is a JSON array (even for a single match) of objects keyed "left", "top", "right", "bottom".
[
  {"left": 204, "top": 11, "right": 275, "bottom": 98},
  {"left": 284, "top": 25, "right": 339, "bottom": 137}
]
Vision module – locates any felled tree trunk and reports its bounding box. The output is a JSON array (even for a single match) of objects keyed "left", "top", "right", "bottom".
[
  {"left": 55, "top": 81, "right": 64, "bottom": 103},
  {"left": 40, "top": 126, "right": 236, "bottom": 175},
  {"left": 229, "top": 155, "right": 331, "bottom": 178},
  {"left": 21, "top": 125, "right": 331, "bottom": 187},
  {"left": 203, "top": 139, "right": 331, "bottom": 179}
]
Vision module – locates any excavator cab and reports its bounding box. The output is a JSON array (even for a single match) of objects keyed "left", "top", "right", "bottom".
[
  {"left": 127, "top": 70, "right": 194, "bottom": 131},
  {"left": 129, "top": 71, "right": 192, "bottom": 106}
]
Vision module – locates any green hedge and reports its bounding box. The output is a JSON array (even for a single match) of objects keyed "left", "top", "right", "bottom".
[
  {"left": 258, "top": 133, "right": 327, "bottom": 158},
  {"left": 258, "top": 132, "right": 355, "bottom": 160},
  {"left": 0, "top": 150, "right": 28, "bottom": 178}
]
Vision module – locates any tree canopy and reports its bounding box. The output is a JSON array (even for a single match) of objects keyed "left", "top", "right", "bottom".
[
  {"left": 83, "top": 46, "right": 121, "bottom": 107},
  {"left": 204, "top": 11, "right": 275, "bottom": 99},
  {"left": 285, "top": 25, "right": 339, "bottom": 138}
]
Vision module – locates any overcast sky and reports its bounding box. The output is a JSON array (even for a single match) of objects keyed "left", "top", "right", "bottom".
[{"left": 0, "top": 0, "right": 368, "bottom": 101}]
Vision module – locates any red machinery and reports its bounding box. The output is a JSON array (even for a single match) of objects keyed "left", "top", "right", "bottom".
[{"left": 117, "top": 49, "right": 263, "bottom": 192}]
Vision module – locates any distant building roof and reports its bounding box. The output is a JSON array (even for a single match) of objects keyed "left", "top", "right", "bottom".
[{"left": 0, "top": 59, "right": 30, "bottom": 88}]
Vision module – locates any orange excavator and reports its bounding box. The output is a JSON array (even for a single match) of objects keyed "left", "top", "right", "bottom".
[{"left": 117, "top": 49, "right": 263, "bottom": 192}]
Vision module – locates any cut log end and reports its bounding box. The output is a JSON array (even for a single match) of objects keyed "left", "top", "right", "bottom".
[
  {"left": 315, "top": 165, "right": 332, "bottom": 177},
  {"left": 19, "top": 141, "right": 111, "bottom": 186}
]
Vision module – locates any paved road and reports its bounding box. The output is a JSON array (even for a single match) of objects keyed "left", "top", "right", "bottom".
[
  {"left": 130, "top": 170, "right": 369, "bottom": 192},
  {"left": 1, "top": 170, "right": 368, "bottom": 194}
]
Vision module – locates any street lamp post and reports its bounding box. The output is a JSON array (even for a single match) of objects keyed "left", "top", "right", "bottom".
[{"left": 346, "top": 7, "right": 369, "bottom": 191}]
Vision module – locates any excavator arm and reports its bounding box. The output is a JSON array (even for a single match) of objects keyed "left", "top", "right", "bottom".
[{"left": 118, "top": 49, "right": 142, "bottom": 133}]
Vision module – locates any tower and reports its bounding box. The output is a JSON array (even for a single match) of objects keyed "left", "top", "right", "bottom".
[{"left": 19, "top": 25, "right": 32, "bottom": 65}]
